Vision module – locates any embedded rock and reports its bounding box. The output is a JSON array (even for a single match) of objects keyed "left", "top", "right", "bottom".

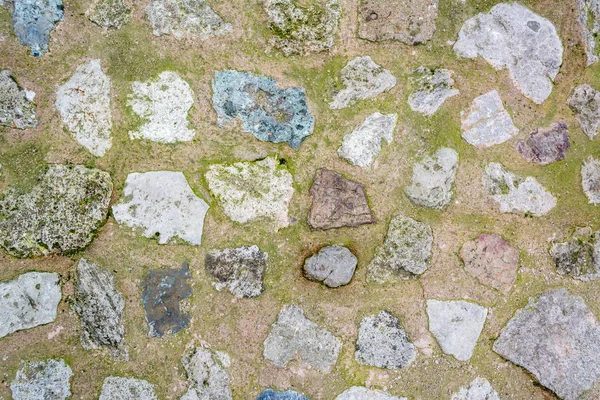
[
  {"left": 141, "top": 262, "right": 192, "bottom": 337},
  {"left": 99, "top": 377, "right": 157, "bottom": 400},
  {"left": 355, "top": 310, "right": 416, "bottom": 369},
  {"left": 263, "top": 304, "right": 342, "bottom": 372},
  {"left": 454, "top": 3, "right": 563, "bottom": 104},
  {"left": 205, "top": 245, "right": 268, "bottom": 298},
  {"left": 112, "top": 171, "right": 209, "bottom": 245},
  {"left": 404, "top": 147, "right": 459, "bottom": 210},
  {"left": 303, "top": 245, "right": 357, "bottom": 288},
  {"left": 461, "top": 90, "right": 518, "bottom": 147},
  {"left": 338, "top": 112, "right": 397, "bottom": 169},
  {"left": 0, "top": 164, "right": 112, "bottom": 258},
  {"left": 460, "top": 234, "right": 519, "bottom": 292},
  {"left": 181, "top": 347, "right": 232, "bottom": 400},
  {"left": 329, "top": 56, "right": 396, "bottom": 109},
  {"left": 265, "top": 0, "right": 340, "bottom": 56},
  {"left": 582, "top": 156, "right": 600, "bottom": 204},
  {"left": 212, "top": 70, "right": 314, "bottom": 149},
  {"left": 516, "top": 122, "right": 570, "bottom": 165},
  {"left": 128, "top": 71, "right": 195, "bottom": 143},
  {"left": 483, "top": 162, "right": 556, "bottom": 216},
  {"left": 336, "top": 386, "right": 407, "bottom": 400},
  {"left": 56, "top": 59, "right": 112, "bottom": 157},
  {"left": 568, "top": 84, "right": 600, "bottom": 139},
  {"left": 550, "top": 227, "right": 600, "bottom": 281},
  {"left": 0, "top": 70, "right": 37, "bottom": 129},
  {"left": 0, "top": 272, "right": 61, "bottom": 338},
  {"left": 578, "top": 0, "right": 600, "bottom": 65},
  {"left": 408, "top": 67, "right": 459, "bottom": 115},
  {"left": 87, "top": 0, "right": 131, "bottom": 29},
  {"left": 451, "top": 378, "right": 500, "bottom": 400},
  {"left": 13, "top": 0, "right": 64, "bottom": 56},
  {"left": 367, "top": 215, "right": 433, "bottom": 282},
  {"left": 146, "top": 0, "right": 231, "bottom": 38},
  {"left": 493, "top": 289, "right": 600, "bottom": 400},
  {"left": 426, "top": 300, "right": 487, "bottom": 361},
  {"left": 73, "top": 259, "right": 126, "bottom": 356},
  {"left": 258, "top": 389, "right": 308, "bottom": 400},
  {"left": 11, "top": 359, "right": 72, "bottom": 400},
  {"left": 205, "top": 157, "right": 294, "bottom": 230}
]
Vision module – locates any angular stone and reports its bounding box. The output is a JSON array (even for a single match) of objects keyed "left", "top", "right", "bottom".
[
  {"left": 336, "top": 386, "right": 407, "bottom": 400},
  {"left": 0, "top": 70, "right": 37, "bottom": 129},
  {"left": 367, "top": 215, "right": 433, "bottom": 282},
  {"left": 338, "top": 112, "right": 396, "bottom": 169},
  {"left": 461, "top": 90, "right": 518, "bottom": 147},
  {"left": 205, "top": 157, "right": 294, "bottom": 230},
  {"left": 212, "top": 70, "right": 314, "bottom": 149},
  {"left": 0, "top": 272, "right": 61, "bottom": 338},
  {"left": 87, "top": 0, "right": 130, "bottom": 29},
  {"left": 408, "top": 67, "right": 459, "bottom": 116},
  {"left": 483, "top": 162, "right": 556, "bottom": 216},
  {"left": 426, "top": 300, "right": 487, "bottom": 361},
  {"left": 55, "top": 59, "right": 112, "bottom": 156},
  {"left": 451, "top": 378, "right": 500, "bottom": 400},
  {"left": 263, "top": 304, "right": 342, "bottom": 372},
  {"left": 11, "top": 359, "right": 72, "bottom": 400},
  {"left": 550, "top": 227, "right": 600, "bottom": 281},
  {"left": 265, "top": 0, "right": 340, "bottom": 56},
  {"left": 303, "top": 245, "right": 357, "bottom": 288},
  {"left": 582, "top": 156, "right": 600, "bottom": 204},
  {"left": 355, "top": 310, "right": 416, "bottom": 369},
  {"left": 308, "top": 169, "right": 375, "bottom": 230},
  {"left": 205, "top": 245, "right": 268, "bottom": 298},
  {"left": 128, "top": 71, "right": 195, "bottom": 143},
  {"left": 13, "top": 0, "right": 63, "bottom": 56},
  {"left": 181, "top": 347, "right": 232, "bottom": 400},
  {"left": 517, "top": 122, "right": 570, "bottom": 165},
  {"left": 454, "top": 3, "right": 563, "bottom": 104},
  {"left": 73, "top": 258, "right": 126, "bottom": 357},
  {"left": 99, "top": 377, "right": 157, "bottom": 400},
  {"left": 404, "top": 147, "right": 458, "bottom": 210},
  {"left": 329, "top": 56, "right": 396, "bottom": 109},
  {"left": 112, "top": 171, "right": 209, "bottom": 245},
  {"left": 146, "top": 0, "right": 231, "bottom": 38},
  {"left": 493, "top": 289, "right": 600, "bottom": 400},
  {"left": 578, "top": 0, "right": 600, "bottom": 65},
  {"left": 0, "top": 164, "right": 112, "bottom": 258},
  {"left": 568, "top": 84, "right": 600, "bottom": 139},
  {"left": 258, "top": 389, "right": 308, "bottom": 400},
  {"left": 141, "top": 262, "right": 192, "bottom": 337},
  {"left": 460, "top": 234, "right": 519, "bottom": 292}
]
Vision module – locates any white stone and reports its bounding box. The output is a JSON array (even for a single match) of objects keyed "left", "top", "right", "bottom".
[
  {"left": 338, "top": 112, "right": 396, "bottom": 169},
  {"left": 461, "top": 90, "right": 518, "bottom": 147},
  {"left": 408, "top": 67, "right": 459, "bottom": 116},
  {"left": 335, "top": 386, "right": 407, "bottom": 400},
  {"left": 128, "top": 71, "right": 195, "bottom": 143},
  {"left": 99, "top": 377, "right": 157, "bottom": 400},
  {"left": 451, "top": 378, "right": 500, "bottom": 400},
  {"left": 112, "top": 171, "right": 209, "bottom": 245},
  {"left": 181, "top": 348, "right": 232, "bottom": 400},
  {"left": 582, "top": 156, "right": 600, "bottom": 204},
  {"left": 11, "top": 359, "right": 73, "bottom": 400}
]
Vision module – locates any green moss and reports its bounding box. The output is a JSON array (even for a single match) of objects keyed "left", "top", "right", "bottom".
[{"left": 0, "top": 141, "right": 48, "bottom": 195}]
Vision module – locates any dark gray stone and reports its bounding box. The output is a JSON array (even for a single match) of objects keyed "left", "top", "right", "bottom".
[
  {"left": 550, "top": 227, "right": 600, "bottom": 281},
  {"left": 13, "top": 0, "right": 63, "bottom": 57},
  {"left": 303, "top": 245, "right": 357, "bottom": 288},
  {"left": 517, "top": 122, "right": 570, "bottom": 165}
]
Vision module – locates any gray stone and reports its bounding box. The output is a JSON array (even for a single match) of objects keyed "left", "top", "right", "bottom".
[
  {"left": 205, "top": 245, "right": 268, "bottom": 298},
  {"left": 517, "top": 122, "right": 570, "bottom": 165},
  {"left": 205, "top": 157, "right": 294, "bottom": 230},
  {"left": 0, "top": 70, "right": 37, "bottom": 129},
  {"left": 112, "top": 171, "right": 209, "bottom": 245},
  {"left": 483, "top": 162, "right": 556, "bottom": 216},
  {"left": 146, "top": 0, "right": 231, "bottom": 39},
  {"left": 87, "top": 0, "right": 130, "bottom": 29},
  {"left": 338, "top": 112, "right": 396, "bottom": 169},
  {"left": 367, "top": 214, "right": 433, "bottom": 282},
  {"left": 568, "top": 84, "right": 600, "bottom": 139},
  {"left": 404, "top": 147, "right": 458, "bottom": 210},
  {"left": 578, "top": 0, "right": 600, "bottom": 65},
  {"left": 493, "top": 289, "right": 600, "bottom": 400},
  {"left": 408, "top": 67, "right": 459, "bottom": 115},
  {"left": 582, "top": 156, "right": 600, "bottom": 204},
  {"left": 303, "top": 245, "right": 357, "bottom": 288},
  {"left": 335, "top": 386, "right": 407, "bottom": 400},
  {"left": 258, "top": 389, "right": 308, "bottom": 400},
  {"left": 0, "top": 164, "right": 112, "bottom": 258},
  {"left": 451, "top": 378, "right": 500, "bottom": 400},
  {"left": 11, "top": 359, "right": 72, "bottom": 400},
  {"left": 212, "top": 70, "right": 314, "bottom": 149},
  {"left": 181, "top": 347, "right": 232, "bottom": 400},
  {"left": 128, "top": 71, "right": 195, "bottom": 143},
  {"left": 0, "top": 272, "right": 60, "bottom": 338},
  {"left": 99, "top": 377, "right": 157, "bottom": 400},
  {"left": 263, "top": 304, "right": 342, "bottom": 372},
  {"left": 330, "top": 56, "right": 396, "bottom": 109},
  {"left": 426, "top": 300, "right": 487, "bottom": 361},
  {"left": 265, "top": 0, "right": 340, "bottom": 56},
  {"left": 550, "top": 227, "right": 600, "bottom": 281},
  {"left": 355, "top": 310, "right": 416, "bottom": 369},
  {"left": 454, "top": 3, "right": 563, "bottom": 104},
  {"left": 73, "top": 258, "right": 126, "bottom": 357},
  {"left": 55, "top": 59, "right": 112, "bottom": 157},
  {"left": 461, "top": 90, "right": 518, "bottom": 147},
  {"left": 13, "top": 0, "right": 63, "bottom": 57}
]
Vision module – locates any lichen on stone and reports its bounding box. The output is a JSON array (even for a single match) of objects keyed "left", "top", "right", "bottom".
[
  {"left": 87, "top": 0, "right": 130, "bottom": 29},
  {"left": 12, "top": 0, "right": 64, "bottom": 57},
  {"left": 146, "top": 0, "right": 231, "bottom": 39},
  {"left": 0, "top": 70, "right": 37, "bottom": 129}
]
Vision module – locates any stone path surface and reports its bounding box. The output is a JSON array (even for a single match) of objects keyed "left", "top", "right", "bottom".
[
  {"left": 461, "top": 90, "right": 518, "bottom": 147},
  {"left": 181, "top": 347, "right": 232, "bottom": 400},
  {"left": 146, "top": 0, "right": 231, "bottom": 39},
  {"left": 12, "top": 0, "right": 63, "bottom": 56},
  {"left": 338, "top": 112, "right": 396, "bottom": 169},
  {"left": 568, "top": 84, "right": 600, "bottom": 139},
  {"left": 303, "top": 245, "right": 357, "bottom": 288},
  {"left": 10, "top": 359, "right": 72, "bottom": 400},
  {"left": 258, "top": 389, "right": 308, "bottom": 400},
  {"left": 99, "top": 376, "right": 157, "bottom": 400},
  {"left": 87, "top": 0, "right": 130, "bottom": 29},
  {"left": 516, "top": 122, "right": 570, "bottom": 165},
  {"left": 451, "top": 378, "right": 499, "bottom": 400},
  {"left": 582, "top": 156, "right": 600, "bottom": 204},
  {"left": 0, "top": 69, "right": 36, "bottom": 129},
  {"left": 550, "top": 227, "right": 600, "bottom": 281},
  {"left": 336, "top": 386, "right": 407, "bottom": 400},
  {"left": 408, "top": 67, "right": 459, "bottom": 116},
  {"left": 578, "top": 0, "right": 600, "bottom": 65}
]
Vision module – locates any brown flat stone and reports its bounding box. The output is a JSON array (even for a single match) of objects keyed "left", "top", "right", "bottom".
[{"left": 516, "top": 122, "right": 570, "bottom": 165}]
